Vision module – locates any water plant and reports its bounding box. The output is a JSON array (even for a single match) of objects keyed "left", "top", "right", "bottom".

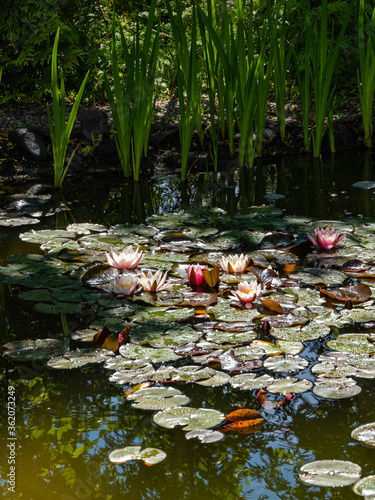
[
  {"left": 358, "top": 0, "right": 375, "bottom": 148},
  {"left": 104, "top": 0, "right": 159, "bottom": 180},
  {"left": 305, "top": 0, "right": 354, "bottom": 157},
  {"left": 167, "top": 1, "right": 202, "bottom": 180},
  {"left": 47, "top": 28, "right": 89, "bottom": 188},
  {"left": 106, "top": 246, "right": 144, "bottom": 269},
  {"left": 307, "top": 226, "right": 346, "bottom": 249},
  {"left": 230, "top": 281, "right": 262, "bottom": 308}
]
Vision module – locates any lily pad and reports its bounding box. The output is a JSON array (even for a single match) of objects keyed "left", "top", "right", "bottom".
[
  {"left": 299, "top": 460, "right": 362, "bottom": 487},
  {"left": 153, "top": 406, "right": 225, "bottom": 431},
  {"left": 128, "top": 306, "right": 195, "bottom": 324},
  {"left": 230, "top": 374, "right": 274, "bottom": 390},
  {"left": 326, "top": 334, "right": 375, "bottom": 355},
  {"left": 34, "top": 302, "right": 82, "bottom": 315},
  {"left": 352, "top": 475, "right": 375, "bottom": 497},
  {"left": 3, "top": 338, "right": 68, "bottom": 361},
  {"left": 119, "top": 343, "right": 182, "bottom": 363},
  {"left": 48, "top": 348, "right": 114, "bottom": 369},
  {"left": 108, "top": 446, "right": 166, "bottom": 465},
  {"left": 126, "top": 386, "right": 190, "bottom": 410},
  {"left": 185, "top": 429, "right": 224, "bottom": 443},
  {"left": 263, "top": 354, "right": 308, "bottom": 373},
  {"left": 351, "top": 422, "right": 375, "bottom": 447},
  {"left": 266, "top": 376, "right": 313, "bottom": 394},
  {"left": 313, "top": 377, "right": 362, "bottom": 399}
]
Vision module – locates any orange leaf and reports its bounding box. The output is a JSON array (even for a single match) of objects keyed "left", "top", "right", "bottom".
[
  {"left": 93, "top": 324, "right": 130, "bottom": 352},
  {"left": 203, "top": 267, "right": 220, "bottom": 288},
  {"left": 256, "top": 389, "right": 266, "bottom": 406},
  {"left": 319, "top": 284, "right": 372, "bottom": 303},
  {"left": 225, "top": 408, "right": 263, "bottom": 422},
  {"left": 219, "top": 418, "right": 264, "bottom": 434},
  {"left": 260, "top": 298, "right": 287, "bottom": 314}
]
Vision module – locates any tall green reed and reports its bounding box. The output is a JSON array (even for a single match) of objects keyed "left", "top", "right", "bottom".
[
  {"left": 305, "top": 0, "right": 353, "bottom": 157},
  {"left": 47, "top": 29, "right": 89, "bottom": 188},
  {"left": 293, "top": 38, "right": 311, "bottom": 152},
  {"left": 167, "top": 1, "right": 202, "bottom": 179},
  {"left": 358, "top": 0, "right": 375, "bottom": 148},
  {"left": 268, "top": 0, "right": 292, "bottom": 143},
  {"left": 104, "top": 0, "right": 159, "bottom": 181}
]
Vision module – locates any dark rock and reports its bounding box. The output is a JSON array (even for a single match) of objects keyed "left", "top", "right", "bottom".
[
  {"left": 95, "top": 138, "right": 119, "bottom": 162},
  {"left": 8, "top": 128, "right": 46, "bottom": 160},
  {"left": 79, "top": 109, "right": 111, "bottom": 143},
  {"left": 262, "top": 126, "right": 280, "bottom": 147},
  {"left": 322, "top": 123, "right": 358, "bottom": 152},
  {"left": 149, "top": 123, "right": 180, "bottom": 148}
]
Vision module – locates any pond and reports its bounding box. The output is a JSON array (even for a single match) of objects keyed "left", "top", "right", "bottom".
[{"left": 0, "top": 153, "right": 375, "bottom": 500}]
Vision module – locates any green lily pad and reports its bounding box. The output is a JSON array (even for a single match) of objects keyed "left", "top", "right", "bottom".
[
  {"left": 126, "top": 386, "right": 190, "bottom": 410},
  {"left": 109, "top": 223, "right": 158, "bottom": 237},
  {"left": 263, "top": 354, "right": 308, "bottom": 373},
  {"left": 270, "top": 321, "right": 331, "bottom": 342},
  {"left": 109, "top": 365, "right": 155, "bottom": 385},
  {"left": 0, "top": 216, "right": 40, "bottom": 227},
  {"left": 313, "top": 377, "right": 362, "bottom": 399},
  {"left": 266, "top": 376, "right": 313, "bottom": 394},
  {"left": 48, "top": 348, "right": 114, "bottom": 369},
  {"left": 19, "top": 289, "right": 52, "bottom": 302},
  {"left": 230, "top": 373, "right": 274, "bottom": 390},
  {"left": 119, "top": 343, "right": 182, "bottom": 363},
  {"left": 108, "top": 446, "right": 166, "bottom": 465},
  {"left": 66, "top": 223, "right": 108, "bottom": 234},
  {"left": 34, "top": 301, "right": 82, "bottom": 314},
  {"left": 326, "top": 334, "right": 375, "bottom": 355},
  {"left": 128, "top": 306, "right": 195, "bottom": 324},
  {"left": 195, "top": 370, "right": 231, "bottom": 387},
  {"left": 185, "top": 429, "right": 224, "bottom": 443},
  {"left": 299, "top": 460, "right": 362, "bottom": 487},
  {"left": 207, "top": 300, "right": 261, "bottom": 322},
  {"left": 146, "top": 325, "right": 201, "bottom": 348},
  {"left": 352, "top": 475, "right": 375, "bottom": 497},
  {"left": 19, "top": 229, "right": 76, "bottom": 244},
  {"left": 153, "top": 406, "right": 225, "bottom": 431},
  {"left": 3, "top": 338, "right": 68, "bottom": 361},
  {"left": 351, "top": 422, "right": 375, "bottom": 447},
  {"left": 205, "top": 330, "right": 257, "bottom": 344}
]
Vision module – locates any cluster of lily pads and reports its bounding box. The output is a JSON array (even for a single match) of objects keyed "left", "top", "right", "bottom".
[{"left": 1, "top": 204, "right": 375, "bottom": 487}]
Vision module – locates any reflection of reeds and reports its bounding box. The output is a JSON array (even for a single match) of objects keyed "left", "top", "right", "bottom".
[
  {"left": 358, "top": 0, "right": 375, "bottom": 148},
  {"left": 47, "top": 29, "right": 89, "bottom": 188},
  {"left": 105, "top": 0, "right": 159, "bottom": 181}
]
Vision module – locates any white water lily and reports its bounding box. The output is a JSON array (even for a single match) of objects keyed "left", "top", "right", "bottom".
[
  {"left": 139, "top": 270, "right": 171, "bottom": 292},
  {"left": 231, "top": 280, "right": 262, "bottom": 308},
  {"left": 106, "top": 246, "right": 144, "bottom": 270},
  {"left": 219, "top": 253, "right": 250, "bottom": 273},
  {"left": 110, "top": 274, "right": 142, "bottom": 296}
]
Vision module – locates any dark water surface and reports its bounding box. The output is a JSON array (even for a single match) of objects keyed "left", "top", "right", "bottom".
[{"left": 0, "top": 154, "right": 374, "bottom": 499}]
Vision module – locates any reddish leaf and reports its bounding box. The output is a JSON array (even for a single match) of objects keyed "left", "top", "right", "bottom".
[
  {"left": 319, "top": 284, "right": 372, "bottom": 303},
  {"left": 251, "top": 265, "right": 282, "bottom": 289},
  {"left": 218, "top": 418, "right": 264, "bottom": 434},
  {"left": 256, "top": 389, "right": 293, "bottom": 409},
  {"left": 256, "top": 389, "right": 267, "bottom": 406},
  {"left": 341, "top": 260, "right": 372, "bottom": 273},
  {"left": 225, "top": 409, "right": 263, "bottom": 422},
  {"left": 278, "top": 393, "right": 294, "bottom": 407},
  {"left": 124, "top": 382, "right": 152, "bottom": 396},
  {"left": 93, "top": 324, "right": 129, "bottom": 352},
  {"left": 160, "top": 232, "right": 193, "bottom": 242}
]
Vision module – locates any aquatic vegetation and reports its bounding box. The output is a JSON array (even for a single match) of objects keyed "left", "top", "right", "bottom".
[
  {"left": 139, "top": 270, "right": 171, "bottom": 292},
  {"left": 219, "top": 253, "right": 249, "bottom": 273},
  {"left": 187, "top": 263, "right": 208, "bottom": 286},
  {"left": 106, "top": 246, "right": 144, "bottom": 269},
  {"left": 110, "top": 274, "right": 142, "bottom": 297},
  {"left": 307, "top": 226, "right": 346, "bottom": 249},
  {"left": 47, "top": 29, "right": 89, "bottom": 188},
  {"left": 230, "top": 280, "right": 262, "bottom": 308}
]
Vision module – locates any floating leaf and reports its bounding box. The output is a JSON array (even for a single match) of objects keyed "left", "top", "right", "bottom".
[
  {"left": 352, "top": 475, "right": 375, "bottom": 497},
  {"left": 313, "top": 377, "right": 362, "bottom": 399},
  {"left": 218, "top": 418, "right": 264, "bottom": 434},
  {"left": 320, "top": 284, "right": 372, "bottom": 303},
  {"left": 299, "top": 460, "right": 362, "bottom": 487},
  {"left": 230, "top": 374, "right": 274, "bottom": 390},
  {"left": 351, "top": 422, "right": 375, "bottom": 447},
  {"left": 3, "top": 338, "right": 68, "bottom": 361},
  {"left": 108, "top": 446, "right": 166, "bottom": 465},
  {"left": 327, "top": 334, "right": 375, "bottom": 355},
  {"left": 153, "top": 406, "right": 225, "bottom": 431},
  {"left": 185, "top": 429, "right": 224, "bottom": 443},
  {"left": 92, "top": 325, "right": 130, "bottom": 352},
  {"left": 225, "top": 409, "right": 263, "bottom": 422},
  {"left": 119, "top": 343, "right": 182, "bottom": 363},
  {"left": 203, "top": 267, "right": 220, "bottom": 288},
  {"left": 126, "top": 386, "right": 190, "bottom": 410},
  {"left": 266, "top": 377, "right": 313, "bottom": 395},
  {"left": 263, "top": 354, "right": 308, "bottom": 373}
]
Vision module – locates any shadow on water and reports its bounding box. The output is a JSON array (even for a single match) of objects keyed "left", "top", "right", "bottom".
[{"left": 0, "top": 152, "right": 374, "bottom": 500}]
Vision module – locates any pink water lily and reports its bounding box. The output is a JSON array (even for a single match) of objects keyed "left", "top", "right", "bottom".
[
  {"left": 139, "top": 270, "right": 171, "bottom": 292},
  {"left": 110, "top": 274, "right": 142, "bottom": 297},
  {"left": 231, "top": 280, "right": 262, "bottom": 308},
  {"left": 307, "top": 227, "right": 346, "bottom": 249},
  {"left": 219, "top": 254, "right": 249, "bottom": 273},
  {"left": 106, "top": 246, "right": 144, "bottom": 270},
  {"left": 187, "top": 264, "right": 208, "bottom": 286}
]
